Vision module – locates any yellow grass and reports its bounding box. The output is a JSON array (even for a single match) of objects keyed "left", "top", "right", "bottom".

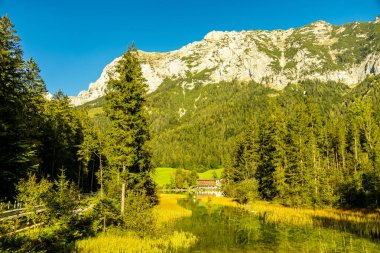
[
  {"left": 153, "top": 194, "right": 192, "bottom": 228},
  {"left": 76, "top": 194, "right": 380, "bottom": 252},
  {"left": 249, "top": 201, "right": 380, "bottom": 231},
  {"left": 75, "top": 231, "right": 197, "bottom": 253},
  {"left": 196, "top": 195, "right": 239, "bottom": 208},
  {"left": 197, "top": 195, "right": 380, "bottom": 239},
  {"left": 75, "top": 194, "right": 195, "bottom": 253}
]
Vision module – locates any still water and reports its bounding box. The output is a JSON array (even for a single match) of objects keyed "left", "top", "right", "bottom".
[{"left": 174, "top": 196, "right": 380, "bottom": 252}]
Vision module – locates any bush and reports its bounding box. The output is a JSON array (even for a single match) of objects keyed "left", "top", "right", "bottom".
[
  {"left": 224, "top": 179, "right": 259, "bottom": 204},
  {"left": 339, "top": 172, "right": 380, "bottom": 209},
  {"left": 122, "top": 191, "right": 155, "bottom": 237}
]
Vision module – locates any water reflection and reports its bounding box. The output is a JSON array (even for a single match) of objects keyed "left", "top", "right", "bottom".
[{"left": 174, "top": 195, "right": 380, "bottom": 252}]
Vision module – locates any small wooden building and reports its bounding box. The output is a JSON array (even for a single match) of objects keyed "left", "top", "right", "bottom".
[{"left": 196, "top": 179, "right": 221, "bottom": 189}]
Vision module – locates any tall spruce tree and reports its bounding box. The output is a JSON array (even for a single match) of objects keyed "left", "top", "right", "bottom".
[
  {"left": 104, "top": 44, "right": 156, "bottom": 210},
  {"left": 0, "top": 16, "right": 45, "bottom": 199}
]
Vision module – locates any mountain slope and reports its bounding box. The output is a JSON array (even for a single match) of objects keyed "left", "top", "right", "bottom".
[
  {"left": 80, "top": 18, "right": 380, "bottom": 171},
  {"left": 71, "top": 19, "right": 380, "bottom": 106}
]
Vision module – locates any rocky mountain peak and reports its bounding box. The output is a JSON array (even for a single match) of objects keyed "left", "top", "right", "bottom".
[{"left": 70, "top": 19, "right": 380, "bottom": 106}]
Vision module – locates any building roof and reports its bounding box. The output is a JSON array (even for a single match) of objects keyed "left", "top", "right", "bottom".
[{"left": 196, "top": 179, "right": 219, "bottom": 187}]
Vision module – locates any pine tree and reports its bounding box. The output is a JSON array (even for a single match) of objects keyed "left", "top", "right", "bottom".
[
  {"left": 41, "top": 91, "right": 83, "bottom": 181},
  {"left": 0, "top": 16, "right": 41, "bottom": 199},
  {"left": 104, "top": 44, "right": 157, "bottom": 210}
]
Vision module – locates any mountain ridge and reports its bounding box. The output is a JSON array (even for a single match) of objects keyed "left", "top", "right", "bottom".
[{"left": 70, "top": 19, "right": 380, "bottom": 106}]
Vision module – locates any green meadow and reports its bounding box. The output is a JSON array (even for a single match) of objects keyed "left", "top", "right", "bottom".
[{"left": 152, "top": 168, "right": 223, "bottom": 187}]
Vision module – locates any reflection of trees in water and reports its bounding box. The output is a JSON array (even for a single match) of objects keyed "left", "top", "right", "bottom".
[
  {"left": 172, "top": 196, "right": 380, "bottom": 252},
  {"left": 175, "top": 196, "right": 277, "bottom": 251}
]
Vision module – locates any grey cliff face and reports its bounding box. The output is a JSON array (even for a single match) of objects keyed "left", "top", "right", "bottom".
[{"left": 70, "top": 20, "right": 380, "bottom": 106}]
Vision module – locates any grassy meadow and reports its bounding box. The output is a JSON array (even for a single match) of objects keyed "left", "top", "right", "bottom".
[
  {"left": 197, "top": 168, "right": 223, "bottom": 179},
  {"left": 152, "top": 168, "right": 176, "bottom": 187},
  {"left": 75, "top": 194, "right": 380, "bottom": 252},
  {"left": 152, "top": 168, "right": 223, "bottom": 187}
]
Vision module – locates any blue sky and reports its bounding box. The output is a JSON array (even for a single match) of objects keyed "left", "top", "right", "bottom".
[{"left": 1, "top": 0, "right": 380, "bottom": 96}]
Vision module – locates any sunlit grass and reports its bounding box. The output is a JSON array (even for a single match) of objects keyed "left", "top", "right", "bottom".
[
  {"left": 75, "top": 194, "right": 380, "bottom": 252},
  {"left": 75, "top": 230, "right": 197, "bottom": 253},
  {"left": 197, "top": 195, "right": 380, "bottom": 240},
  {"left": 197, "top": 195, "right": 239, "bottom": 207},
  {"left": 75, "top": 194, "right": 195, "bottom": 252},
  {"left": 201, "top": 196, "right": 380, "bottom": 239},
  {"left": 243, "top": 201, "right": 380, "bottom": 240},
  {"left": 153, "top": 194, "right": 191, "bottom": 228},
  {"left": 197, "top": 168, "right": 223, "bottom": 179},
  {"left": 152, "top": 168, "right": 176, "bottom": 187}
]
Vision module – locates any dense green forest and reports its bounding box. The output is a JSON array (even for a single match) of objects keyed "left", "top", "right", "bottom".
[
  {"left": 85, "top": 72, "right": 380, "bottom": 210},
  {"left": 82, "top": 54, "right": 380, "bottom": 211},
  {"left": 146, "top": 73, "right": 380, "bottom": 209},
  {"left": 0, "top": 15, "right": 91, "bottom": 199},
  {"left": 224, "top": 76, "right": 380, "bottom": 208},
  {"left": 0, "top": 16, "right": 156, "bottom": 251}
]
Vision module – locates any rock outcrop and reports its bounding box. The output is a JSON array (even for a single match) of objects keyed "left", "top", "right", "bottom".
[{"left": 70, "top": 19, "right": 380, "bottom": 106}]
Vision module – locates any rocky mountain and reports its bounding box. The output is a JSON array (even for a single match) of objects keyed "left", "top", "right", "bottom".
[{"left": 70, "top": 18, "right": 380, "bottom": 106}]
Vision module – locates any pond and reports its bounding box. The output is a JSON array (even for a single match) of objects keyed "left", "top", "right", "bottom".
[{"left": 174, "top": 195, "right": 380, "bottom": 252}]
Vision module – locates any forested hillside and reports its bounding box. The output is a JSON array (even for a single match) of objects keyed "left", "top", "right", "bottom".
[
  {"left": 224, "top": 75, "right": 380, "bottom": 208},
  {"left": 84, "top": 74, "right": 376, "bottom": 174},
  {"left": 79, "top": 71, "right": 380, "bottom": 210}
]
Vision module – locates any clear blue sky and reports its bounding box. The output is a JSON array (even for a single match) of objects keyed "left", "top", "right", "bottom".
[{"left": 1, "top": 0, "right": 379, "bottom": 96}]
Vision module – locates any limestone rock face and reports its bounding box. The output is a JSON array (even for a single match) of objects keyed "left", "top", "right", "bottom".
[{"left": 70, "top": 19, "right": 380, "bottom": 106}]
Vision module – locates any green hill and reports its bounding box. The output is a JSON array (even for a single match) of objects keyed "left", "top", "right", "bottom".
[
  {"left": 152, "top": 168, "right": 176, "bottom": 187},
  {"left": 198, "top": 168, "right": 223, "bottom": 179},
  {"left": 86, "top": 75, "right": 380, "bottom": 172},
  {"left": 153, "top": 167, "right": 223, "bottom": 187}
]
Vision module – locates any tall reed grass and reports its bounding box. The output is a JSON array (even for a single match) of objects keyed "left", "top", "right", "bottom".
[
  {"left": 75, "top": 230, "right": 197, "bottom": 253},
  {"left": 198, "top": 195, "right": 380, "bottom": 240},
  {"left": 184, "top": 195, "right": 380, "bottom": 252},
  {"left": 75, "top": 194, "right": 380, "bottom": 252},
  {"left": 75, "top": 194, "right": 196, "bottom": 253},
  {"left": 153, "top": 194, "right": 191, "bottom": 228}
]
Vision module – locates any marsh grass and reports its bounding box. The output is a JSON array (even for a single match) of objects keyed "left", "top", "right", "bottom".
[
  {"left": 153, "top": 194, "right": 192, "bottom": 228},
  {"left": 75, "top": 230, "right": 197, "bottom": 253},
  {"left": 197, "top": 196, "right": 380, "bottom": 239},
  {"left": 244, "top": 200, "right": 380, "bottom": 240},
  {"left": 176, "top": 196, "right": 380, "bottom": 252},
  {"left": 75, "top": 194, "right": 380, "bottom": 252},
  {"left": 75, "top": 194, "right": 195, "bottom": 253}
]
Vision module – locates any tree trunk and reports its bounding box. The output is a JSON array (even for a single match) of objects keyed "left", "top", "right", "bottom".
[
  {"left": 121, "top": 183, "right": 125, "bottom": 215},
  {"left": 354, "top": 135, "right": 358, "bottom": 173},
  {"left": 100, "top": 151, "right": 103, "bottom": 200},
  {"left": 121, "top": 162, "right": 126, "bottom": 215},
  {"left": 77, "top": 165, "right": 81, "bottom": 189}
]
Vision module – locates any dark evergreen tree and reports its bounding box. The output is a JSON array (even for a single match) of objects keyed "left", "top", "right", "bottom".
[
  {"left": 104, "top": 44, "right": 156, "bottom": 204},
  {"left": 0, "top": 16, "right": 45, "bottom": 199}
]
